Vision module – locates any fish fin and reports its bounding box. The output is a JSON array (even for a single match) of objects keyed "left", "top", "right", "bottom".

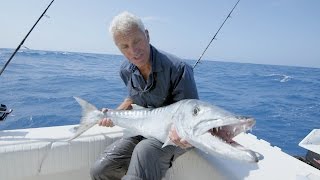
[
  {"left": 74, "top": 96, "right": 99, "bottom": 118},
  {"left": 131, "top": 104, "right": 146, "bottom": 110},
  {"left": 71, "top": 97, "right": 102, "bottom": 141},
  {"left": 162, "top": 136, "right": 176, "bottom": 148},
  {"left": 67, "top": 123, "right": 96, "bottom": 141}
]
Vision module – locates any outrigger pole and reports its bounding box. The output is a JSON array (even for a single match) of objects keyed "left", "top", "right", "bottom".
[
  {"left": 0, "top": 0, "right": 55, "bottom": 76},
  {"left": 193, "top": 0, "right": 241, "bottom": 69}
]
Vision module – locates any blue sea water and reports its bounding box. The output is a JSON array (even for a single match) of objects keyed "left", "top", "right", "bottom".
[{"left": 0, "top": 48, "right": 319, "bottom": 156}]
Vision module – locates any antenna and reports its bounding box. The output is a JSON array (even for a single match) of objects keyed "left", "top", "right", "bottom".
[
  {"left": 0, "top": 0, "right": 55, "bottom": 76},
  {"left": 193, "top": 0, "right": 241, "bottom": 69}
]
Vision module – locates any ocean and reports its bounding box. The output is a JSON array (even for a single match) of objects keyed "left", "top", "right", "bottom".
[{"left": 0, "top": 48, "right": 319, "bottom": 156}]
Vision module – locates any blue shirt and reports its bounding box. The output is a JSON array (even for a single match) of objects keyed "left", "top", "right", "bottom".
[{"left": 120, "top": 45, "right": 198, "bottom": 108}]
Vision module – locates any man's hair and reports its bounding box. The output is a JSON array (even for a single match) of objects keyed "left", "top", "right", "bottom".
[{"left": 109, "top": 11, "right": 145, "bottom": 37}]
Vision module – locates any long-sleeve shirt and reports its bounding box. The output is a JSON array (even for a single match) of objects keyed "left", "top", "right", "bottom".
[{"left": 120, "top": 45, "right": 198, "bottom": 108}]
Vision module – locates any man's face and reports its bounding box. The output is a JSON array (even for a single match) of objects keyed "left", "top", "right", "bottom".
[{"left": 114, "top": 26, "right": 150, "bottom": 68}]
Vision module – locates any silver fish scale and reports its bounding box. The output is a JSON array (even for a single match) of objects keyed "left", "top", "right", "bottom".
[{"left": 106, "top": 107, "right": 166, "bottom": 119}]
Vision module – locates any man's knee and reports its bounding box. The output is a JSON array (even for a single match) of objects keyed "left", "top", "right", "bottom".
[
  {"left": 90, "top": 157, "right": 121, "bottom": 180},
  {"left": 90, "top": 159, "right": 107, "bottom": 179},
  {"left": 128, "top": 139, "right": 173, "bottom": 179},
  {"left": 131, "top": 139, "right": 161, "bottom": 160}
]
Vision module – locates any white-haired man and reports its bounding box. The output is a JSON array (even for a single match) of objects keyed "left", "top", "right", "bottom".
[{"left": 90, "top": 11, "right": 198, "bottom": 180}]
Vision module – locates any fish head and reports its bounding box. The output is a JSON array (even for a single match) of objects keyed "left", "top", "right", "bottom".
[{"left": 174, "top": 99, "right": 258, "bottom": 162}]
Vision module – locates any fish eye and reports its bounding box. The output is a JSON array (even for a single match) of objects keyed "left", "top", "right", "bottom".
[{"left": 193, "top": 106, "right": 200, "bottom": 116}]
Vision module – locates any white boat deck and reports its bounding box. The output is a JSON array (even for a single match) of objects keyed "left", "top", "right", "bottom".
[{"left": 0, "top": 125, "right": 319, "bottom": 180}]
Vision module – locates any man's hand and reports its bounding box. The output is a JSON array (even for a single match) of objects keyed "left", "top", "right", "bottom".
[
  {"left": 98, "top": 108, "right": 114, "bottom": 127},
  {"left": 168, "top": 124, "right": 192, "bottom": 149}
]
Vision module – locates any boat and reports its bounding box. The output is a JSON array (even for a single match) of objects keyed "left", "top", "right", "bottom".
[
  {"left": 1, "top": 1, "right": 319, "bottom": 179},
  {"left": 0, "top": 124, "right": 319, "bottom": 180}
]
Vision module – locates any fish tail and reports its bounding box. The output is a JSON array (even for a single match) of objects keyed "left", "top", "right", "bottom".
[
  {"left": 73, "top": 96, "right": 99, "bottom": 113},
  {"left": 69, "top": 97, "right": 101, "bottom": 141}
]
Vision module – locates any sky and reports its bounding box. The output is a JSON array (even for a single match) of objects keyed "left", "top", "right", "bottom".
[{"left": 1, "top": 0, "right": 319, "bottom": 68}]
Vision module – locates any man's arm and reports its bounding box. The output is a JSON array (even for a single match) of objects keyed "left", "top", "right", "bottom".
[
  {"left": 171, "top": 62, "right": 199, "bottom": 101},
  {"left": 116, "top": 98, "right": 133, "bottom": 110},
  {"left": 169, "top": 63, "right": 198, "bottom": 148}
]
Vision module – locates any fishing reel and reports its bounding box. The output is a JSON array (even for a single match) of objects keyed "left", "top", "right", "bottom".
[{"left": 0, "top": 104, "right": 12, "bottom": 121}]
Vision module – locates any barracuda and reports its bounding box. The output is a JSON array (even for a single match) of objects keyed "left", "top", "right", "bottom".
[{"left": 72, "top": 96, "right": 259, "bottom": 162}]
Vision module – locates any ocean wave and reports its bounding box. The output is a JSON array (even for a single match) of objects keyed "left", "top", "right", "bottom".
[
  {"left": 17, "top": 50, "right": 48, "bottom": 56},
  {"left": 264, "top": 73, "right": 292, "bottom": 82}
]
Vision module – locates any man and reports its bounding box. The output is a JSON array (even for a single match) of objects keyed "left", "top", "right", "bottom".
[{"left": 90, "top": 11, "right": 198, "bottom": 180}]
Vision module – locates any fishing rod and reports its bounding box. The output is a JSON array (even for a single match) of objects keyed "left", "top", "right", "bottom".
[
  {"left": 0, "top": 0, "right": 55, "bottom": 76},
  {"left": 193, "top": 0, "right": 241, "bottom": 69}
]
